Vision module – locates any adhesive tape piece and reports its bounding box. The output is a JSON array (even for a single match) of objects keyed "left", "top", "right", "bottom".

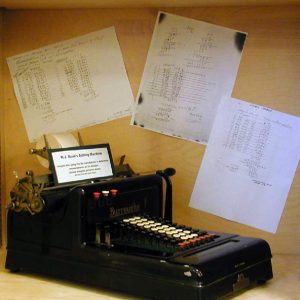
[{"left": 35, "top": 133, "right": 79, "bottom": 168}]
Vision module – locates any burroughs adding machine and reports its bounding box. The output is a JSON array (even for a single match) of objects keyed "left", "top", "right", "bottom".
[{"left": 6, "top": 143, "right": 273, "bottom": 300}]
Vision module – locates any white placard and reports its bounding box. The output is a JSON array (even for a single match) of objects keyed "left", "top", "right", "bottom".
[{"left": 49, "top": 145, "right": 114, "bottom": 185}]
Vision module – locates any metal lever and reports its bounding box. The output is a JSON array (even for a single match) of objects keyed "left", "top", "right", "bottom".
[{"left": 156, "top": 168, "right": 176, "bottom": 223}]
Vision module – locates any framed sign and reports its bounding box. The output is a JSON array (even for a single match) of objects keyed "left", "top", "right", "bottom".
[{"left": 48, "top": 144, "right": 115, "bottom": 185}]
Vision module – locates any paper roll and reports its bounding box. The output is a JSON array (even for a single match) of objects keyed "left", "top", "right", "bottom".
[{"left": 35, "top": 132, "right": 79, "bottom": 168}]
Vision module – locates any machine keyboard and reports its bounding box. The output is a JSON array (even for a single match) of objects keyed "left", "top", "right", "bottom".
[{"left": 110, "top": 216, "right": 219, "bottom": 256}]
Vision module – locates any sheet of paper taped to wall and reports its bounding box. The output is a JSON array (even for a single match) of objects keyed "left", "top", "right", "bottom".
[
  {"left": 131, "top": 11, "right": 247, "bottom": 144},
  {"left": 189, "top": 97, "right": 300, "bottom": 233},
  {"left": 7, "top": 27, "right": 134, "bottom": 142}
]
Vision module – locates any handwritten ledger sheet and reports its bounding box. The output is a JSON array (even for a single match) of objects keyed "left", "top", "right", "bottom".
[
  {"left": 7, "top": 27, "right": 133, "bottom": 142},
  {"left": 189, "top": 97, "right": 300, "bottom": 233},
  {"left": 131, "top": 12, "right": 247, "bottom": 144}
]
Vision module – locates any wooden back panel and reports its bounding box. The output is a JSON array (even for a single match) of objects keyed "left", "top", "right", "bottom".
[
  {"left": 0, "top": 9, "right": 3, "bottom": 247},
  {"left": 1, "top": 6, "right": 300, "bottom": 254}
]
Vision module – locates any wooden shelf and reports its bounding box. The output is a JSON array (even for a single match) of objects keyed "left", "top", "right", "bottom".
[
  {"left": 0, "top": 0, "right": 300, "bottom": 10},
  {"left": 0, "top": 248, "right": 299, "bottom": 299}
]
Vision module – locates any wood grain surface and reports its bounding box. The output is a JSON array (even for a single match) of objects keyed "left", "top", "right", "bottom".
[
  {"left": 1, "top": 6, "right": 300, "bottom": 256},
  {"left": 0, "top": 9, "right": 3, "bottom": 247},
  {"left": 0, "top": 248, "right": 299, "bottom": 300},
  {"left": 0, "top": 0, "right": 300, "bottom": 9}
]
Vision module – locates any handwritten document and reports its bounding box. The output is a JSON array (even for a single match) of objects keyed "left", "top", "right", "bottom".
[
  {"left": 7, "top": 27, "right": 133, "bottom": 142},
  {"left": 189, "top": 97, "right": 300, "bottom": 233},
  {"left": 131, "top": 12, "right": 247, "bottom": 144}
]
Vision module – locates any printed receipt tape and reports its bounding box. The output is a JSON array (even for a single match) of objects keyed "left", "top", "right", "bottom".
[{"left": 35, "top": 133, "right": 79, "bottom": 168}]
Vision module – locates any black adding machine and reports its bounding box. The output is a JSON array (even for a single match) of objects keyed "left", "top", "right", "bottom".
[{"left": 5, "top": 145, "right": 273, "bottom": 300}]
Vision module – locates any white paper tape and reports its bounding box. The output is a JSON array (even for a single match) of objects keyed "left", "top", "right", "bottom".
[{"left": 35, "top": 133, "right": 79, "bottom": 168}]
